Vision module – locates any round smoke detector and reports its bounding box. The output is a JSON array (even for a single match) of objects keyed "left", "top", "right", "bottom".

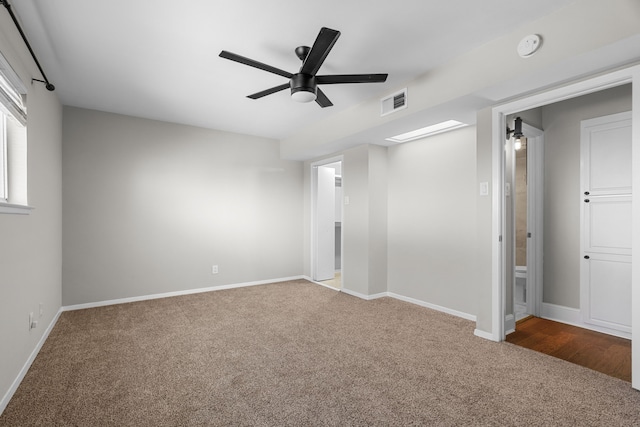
[{"left": 517, "top": 34, "right": 541, "bottom": 58}]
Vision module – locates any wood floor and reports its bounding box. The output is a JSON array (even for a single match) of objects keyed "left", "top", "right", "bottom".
[{"left": 506, "top": 317, "right": 631, "bottom": 382}]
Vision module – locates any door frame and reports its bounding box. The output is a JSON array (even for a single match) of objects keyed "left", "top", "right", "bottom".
[
  {"left": 524, "top": 123, "right": 544, "bottom": 319},
  {"left": 506, "top": 122, "right": 543, "bottom": 332},
  {"left": 310, "top": 155, "right": 344, "bottom": 285},
  {"left": 520, "top": 123, "right": 544, "bottom": 320},
  {"left": 489, "top": 64, "right": 640, "bottom": 390}
]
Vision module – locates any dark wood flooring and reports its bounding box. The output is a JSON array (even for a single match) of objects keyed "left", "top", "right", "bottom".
[{"left": 506, "top": 317, "right": 631, "bottom": 382}]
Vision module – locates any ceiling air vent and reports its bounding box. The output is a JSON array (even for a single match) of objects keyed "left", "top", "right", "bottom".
[{"left": 381, "top": 88, "right": 407, "bottom": 117}]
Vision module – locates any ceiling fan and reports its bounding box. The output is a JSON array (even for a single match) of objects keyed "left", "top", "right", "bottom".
[{"left": 219, "top": 27, "right": 388, "bottom": 108}]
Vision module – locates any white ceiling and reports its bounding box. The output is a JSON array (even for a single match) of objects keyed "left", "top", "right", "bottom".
[{"left": 12, "top": 0, "right": 576, "bottom": 141}]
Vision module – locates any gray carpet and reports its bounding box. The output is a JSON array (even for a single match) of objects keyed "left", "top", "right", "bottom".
[{"left": 1, "top": 279, "right": 639, "bottom": 426}]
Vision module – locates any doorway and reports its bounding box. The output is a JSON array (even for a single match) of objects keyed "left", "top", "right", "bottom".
[
  {"left": 311, "top": 158, "right": 343, "bottom": 289},
  {"left": 490, "top": 66, "right": 639, "bottom": 390},
  {"left": 505, "top": 95, "right": 633, "bottom": 385}
]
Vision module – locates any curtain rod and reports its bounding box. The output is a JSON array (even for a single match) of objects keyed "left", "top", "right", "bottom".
[{"left": 1, "top": 0, "right": 55, "bottom": 91}]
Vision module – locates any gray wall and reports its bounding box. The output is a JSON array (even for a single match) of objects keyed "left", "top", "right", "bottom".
[
  {"left": 541, "top": 84, "right": 632, "bottom": 308},
  {"left": 387, "top": 126, "right": 477, "bottom": 316},
  {"left": 306, "top": 126, "right": 477, "bottom": 317},
  {"left": 62, "top": 107, "right": 304, "bottom": 305},
  {"left": 0, "top": 14, "right": 63, "bottom": 408},
  {"left": 341, "top": 145, "right": 371, "bottom": 295},
  {"left": 367, "top": 145, "right": 388, "bottom": 295}
]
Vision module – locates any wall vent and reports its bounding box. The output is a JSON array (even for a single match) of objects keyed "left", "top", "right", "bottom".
[{"left": 381, "top": 88, "right": 407, "bottom": 117}]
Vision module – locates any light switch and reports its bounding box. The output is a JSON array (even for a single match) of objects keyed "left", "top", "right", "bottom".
[
  {"left": 344, "top": 196, "right": 350, "bottom": 205},
  {"left": 479, "top": 182, "right": 489, "bottom": 196}
]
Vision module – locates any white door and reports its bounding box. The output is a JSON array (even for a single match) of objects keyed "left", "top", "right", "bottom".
[
  {"left": 313, "top": 166, "right": 336, "bottom": 281},
  {"left": 580, "top": 111, "right": 632, "bottom": 336}
]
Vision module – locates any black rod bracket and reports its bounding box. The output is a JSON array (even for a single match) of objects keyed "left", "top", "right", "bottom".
[
  {"left": 1, "top": 0, "right": 55, "bottom": 91},
  {"left": 32, "top": 78, "right": 55, "bottom": 91}
]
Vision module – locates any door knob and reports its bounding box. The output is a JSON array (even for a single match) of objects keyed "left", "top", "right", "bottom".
[{"left": 584, "top": 255, "right": 590, "bottom": 259}]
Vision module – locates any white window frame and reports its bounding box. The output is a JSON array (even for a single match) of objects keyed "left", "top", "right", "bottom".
[
  {"left": 0, "top": 52, "right": 32, "bottom": 215},
  {"left": 0, "top": 113, "right": 6, "bottom": 202}
]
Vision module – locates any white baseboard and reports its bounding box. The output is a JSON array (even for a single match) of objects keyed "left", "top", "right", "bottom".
[
  {"left": 0, "top": 307, "right": 63, "bottom": 415},
  {"left": 541, "top": 302, "right": 631, "bottom": 340},
  {"left": 304, "top": 278, "right": 478, "bottom": 325},
  {"left": 340, "top": 288, "right": 387, "bottom": 300},
  {"left": 337, "top": 287, "right": 476, "bottom": 322},
  {"left": 504, "top": 314, "right": 515, "bottom": 335},
  {"left": 387, "top": 292, "right": 477, "bottom": 322},
  {"left": 63, "top": 276, "right": 306, "bottom": 311},
  {"left": 541, "top": 302, "right": 581, "bottom": 325},
  {"left": 368, "top": 292, "right": 389, "bottom": 300},
  {"left": 474, "top": 328, "right": 499, "bottom": 342}
]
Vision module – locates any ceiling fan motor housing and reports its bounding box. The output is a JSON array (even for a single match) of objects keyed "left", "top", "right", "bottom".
[{"left": 290, "top": 73, "right": 317, "bottom": 102}]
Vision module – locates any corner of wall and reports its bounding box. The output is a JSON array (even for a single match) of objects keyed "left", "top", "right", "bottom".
[
  {"left": 367, "top": 145, "right": 388, "bottom": 295},
  {"left": 474, "top": 107, "right": 495, "bottom": 335}
]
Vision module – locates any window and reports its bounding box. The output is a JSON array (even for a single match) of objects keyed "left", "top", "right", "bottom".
[
  {"left": 1, "top": 112, "right": 6, "bottom": 201},
  {"left": 0, "top": 51, "right": 30, "bottom": 214}
]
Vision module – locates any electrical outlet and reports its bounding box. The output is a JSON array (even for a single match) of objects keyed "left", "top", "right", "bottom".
[
  {"left": 212, "top": 265, "right": 219, "bottom": 274},
  {"left": 39, "top": 303, "right": 43, "bottom": 318}
]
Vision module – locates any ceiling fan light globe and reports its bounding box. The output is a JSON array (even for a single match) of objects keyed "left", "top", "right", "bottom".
[{"left": 291, "top": 89, "right": 317, "bottom": 103}]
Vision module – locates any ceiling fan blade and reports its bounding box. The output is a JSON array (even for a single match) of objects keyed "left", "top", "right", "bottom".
[
  {"left": 247, "top": 83, "right": 291, "bottom": 99},
  {"left": 315, "top": 88, "right": 333, "bottom": 108},
  {"left": 316, "top": 74, "right": 388, "bottom": 84},
  {"left": 300, "top": 27, "right": 340, "bottom": 76},
  {"left": 219, "top": 51, "right": 293, "bottom": 79}
]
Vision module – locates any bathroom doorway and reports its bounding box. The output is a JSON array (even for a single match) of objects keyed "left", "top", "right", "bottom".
[{"left": 311, "top": 158, "right": 343, "bottom": 289}]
